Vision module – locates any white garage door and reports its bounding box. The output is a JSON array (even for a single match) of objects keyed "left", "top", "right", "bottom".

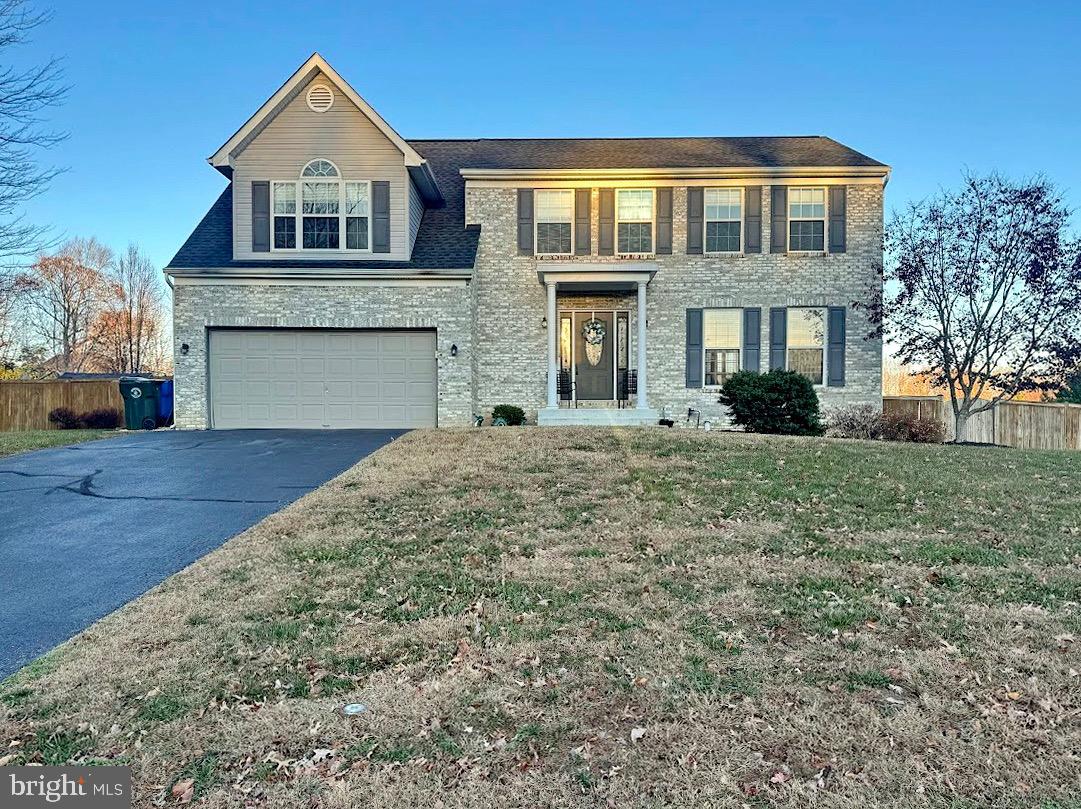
[{"left": 208, "top": 329, "right": 437, "bottom": 429}]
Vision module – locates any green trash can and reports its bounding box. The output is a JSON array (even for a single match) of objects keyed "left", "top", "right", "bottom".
[{"left": 119, "top": 378, "right": 161, "bottom": 430}]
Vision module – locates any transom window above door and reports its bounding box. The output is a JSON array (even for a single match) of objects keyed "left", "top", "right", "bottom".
[
  {"left": 788, "top": 187, "right": 826, "bottom": 252},
  {"left": 616, "top": 189, "right": 653, "bottom": 254},
  {"left": 705, "top": 188, "right": 742, "bottom": 253},
  {"left": 535, "top": 189, "right": 573, "bottom": 255},
  {"left": 271, "top": 160, "right": 371, "bottom": 251}
]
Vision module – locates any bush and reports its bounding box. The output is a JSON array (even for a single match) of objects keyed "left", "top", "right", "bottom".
[
  {"left": 47, "top": 407, "right": 82, "bottom": 430},
  {"left": 825, "top": 404, "right": 885, "bottom": 440},
  {"left": 880, "top": 411, "right": 944, "bottom": 443},
  {"left": 491, "top": 404, "right": 526, "bottom": 426},
  {"left": 718, "top": 370, "right": 823, "bottom": 436},
  {"left": 81, "top": 407, "right": 122, "bottom": 429}
]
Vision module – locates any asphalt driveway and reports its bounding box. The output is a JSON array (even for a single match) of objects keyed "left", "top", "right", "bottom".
[{"left": 0, "top": 429, "right": 402, "bottom": 679}]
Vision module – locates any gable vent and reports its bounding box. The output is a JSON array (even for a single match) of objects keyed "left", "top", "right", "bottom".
[{"left": 306, "top": 83, "right": 334, "bottom": 113}]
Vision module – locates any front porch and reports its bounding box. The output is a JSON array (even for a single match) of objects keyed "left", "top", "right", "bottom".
[{"left": 535, "top": 263, "right": 660, "bottom": 426}]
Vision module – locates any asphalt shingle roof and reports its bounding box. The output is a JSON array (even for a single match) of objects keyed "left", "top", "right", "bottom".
[{"left": 166, "top": 136, "right": 885, "bottom": 272}]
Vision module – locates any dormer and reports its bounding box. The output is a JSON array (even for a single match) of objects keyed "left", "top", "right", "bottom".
[{"left": 209, "top": 54, "right": 443, "bottom": 263}]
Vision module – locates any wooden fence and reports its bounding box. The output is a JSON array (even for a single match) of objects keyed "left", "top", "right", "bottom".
[
  {"left": 883, "top": 395, "right": 1081, "bottom": 451},
  {"left": 0, "top": 380, "right": 125, "bottom": 432}
]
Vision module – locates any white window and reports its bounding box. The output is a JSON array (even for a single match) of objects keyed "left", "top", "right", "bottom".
[
  {"left": 788, "top": 188, "right": 826, "bottom": 252},
  {"left": 705, "top": 188, "right": 742, "bottom": 253},
  {"left": 616, "top": 189, "right": 653, "bottom": 254},
  {"left": 270, "top": 160, "right": 372, "bottom": 252},
  {"left": 535, "top": 190, "right": 573, "bottom": 255},
  {"left": 703, "top": 309, "right": 742, "bottom": 387},
  {"left": 272, "top": 182, "right": 296, "bottom": 249},
  {"left": 787, "top": 307, "right": 826, "bottom": 384}
]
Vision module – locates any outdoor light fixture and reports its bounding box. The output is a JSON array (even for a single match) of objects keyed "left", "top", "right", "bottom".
[
  {"left": 450, "top": 344, "right": 458, "bottom": 357},
  {"left": 180, "top": 343, "right": 190, "bottom": 355},
  {"left": 541, "top": 316, "right": 547, "bottom": 328}
]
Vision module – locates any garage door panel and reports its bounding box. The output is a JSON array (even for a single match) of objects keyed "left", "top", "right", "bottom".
[{"left": 210, "top": 329, "right": 436, "bottom": 429}]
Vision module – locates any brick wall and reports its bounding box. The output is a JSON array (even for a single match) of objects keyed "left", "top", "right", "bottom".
[{"left": 172, "top": 283, "right": 473, "bottom": 429}]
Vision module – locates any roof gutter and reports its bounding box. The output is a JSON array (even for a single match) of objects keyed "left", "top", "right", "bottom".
[{"left": 459, "top": 165, "right": 891, "bottom": 181}]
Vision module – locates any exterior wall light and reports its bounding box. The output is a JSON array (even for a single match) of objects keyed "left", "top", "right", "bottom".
[
  {"left": 450, "top": 344, "right": 458, "bottom": 357},
  {"left": 180, "top": 343, "right": 190, "bottom": 356}
]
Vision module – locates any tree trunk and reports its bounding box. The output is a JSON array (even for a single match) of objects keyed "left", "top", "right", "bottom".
[{"left": 954, "top": 411, "right": 969, "bottom": 444}]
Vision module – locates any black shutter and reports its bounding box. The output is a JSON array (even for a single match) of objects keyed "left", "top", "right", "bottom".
[
  {"left": 743, "top": 307, "right": 761, "bottom": 373},
  {"left": 829, "top": 186, "right": 847, "bottom": 253},
  {"left": 574, "top": 188, "right": 591, "bottom": 255},
  {"left": 686, "top": 187, "right": 703, "bottom": 254},
  {"left": 251, "top": 181, "right": 270, "bottom": 253},
  {"left": 686, "top": 308, "right": 703, "bottom": 388},
  {"left": 770, "top": 186, "right": 787, "bottom": 253},
  {"left": 828, "top": 306, "right": 847, "bottom": 386},
  {"left": 656, "top": 188, "right": 673, "bottom": 254},
  {"left": 745, "top": 186, "right": 762, "bottom": 254},
  {"left": 769, "top": 307, "right": 787, "bottom": 370},
  {"left": 372, "top": 181, "right": 391, "bottom": 253},
  {"left": 517, "top": 189, "right": 534, "bottom": 255},
  {"left": 598, "top": 189, "right": 614, "bottom": 256}
]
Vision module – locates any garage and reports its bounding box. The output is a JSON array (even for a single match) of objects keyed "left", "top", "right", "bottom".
[{"left": 208, "top": 329, "right": 437, "bottom": 429}]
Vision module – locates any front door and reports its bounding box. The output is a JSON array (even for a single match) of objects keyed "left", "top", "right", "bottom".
[{"left": 573, "top": 312, "right": 614, "bottom": 400}]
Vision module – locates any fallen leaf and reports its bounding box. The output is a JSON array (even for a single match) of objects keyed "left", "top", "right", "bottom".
[
  {"left": 630, "top": 727, "right": 646, "bottom": 743},
  {"left": 172, "top": 778, "right": 194, "bottom": 802}
]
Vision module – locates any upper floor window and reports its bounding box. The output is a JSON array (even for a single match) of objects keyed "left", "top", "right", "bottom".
[
  {"left": 705, "top": 188, "right": 742, "bottom": 253},
  {"left": 271, "top": 160, "right": 371, "bottom": 252},
  {"left": 788, "top": 188, "right": 826, "bottom": 252},
  {"left": 616, "top": 189, "right": 653, "bottom": 254},
  {"left": 535, "top": 190, "right": 573, "bottom": 255},
  {"left": 703, "top": 309, "right": 742, "bottom": 387},
  {"left": 788, "top": 307, "right": 826, "bottom": 384}
]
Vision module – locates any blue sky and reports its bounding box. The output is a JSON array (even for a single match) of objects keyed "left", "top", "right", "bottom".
[{"left": 15, "top": 0, "right": 1081, "bottom": 271}]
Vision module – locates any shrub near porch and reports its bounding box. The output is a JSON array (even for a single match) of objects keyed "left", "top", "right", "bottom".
[{"left": 1, "top": 429, "right": 1078, "bottom": 807}]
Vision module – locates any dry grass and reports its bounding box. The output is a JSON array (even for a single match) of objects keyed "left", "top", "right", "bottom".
[
  {"left": 0, "top": 429, "right": 115, "bottom": 458},
  {"left": 2, "top": 428, "right": 1079, "bottom": 808}
]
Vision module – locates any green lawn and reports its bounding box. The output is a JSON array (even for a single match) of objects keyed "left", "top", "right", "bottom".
[
  {"left": 1, "top": 429, "right": 1078, "bottom": 808},
  {"left": 0, "top": 429, "right": 116, "bottom": 458}
]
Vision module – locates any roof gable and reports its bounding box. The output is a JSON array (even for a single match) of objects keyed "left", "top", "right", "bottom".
[{"left": 209, "top": 53, "right": 426, "bottom": 174}]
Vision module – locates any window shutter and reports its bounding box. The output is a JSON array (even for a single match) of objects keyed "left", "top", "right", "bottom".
[
  {"left": 686, "top": 187, "right": 703, "bottom": 254},
  {"left": 372, "top": 181, "right": 391, "bottom": 253},
  {"left": 686, "top": 308, "right": 703, "bottom": 388},
  {"left": 770, "top": 186, "right": 787, "bottom": 253},
  {"left": 769, "top": 307, "right": 787, "bottom": 370},
  {"left": 598, "top": 189, "right": 615, "bottom": 256},
  {"left": 745, "top": 186, "right": 762, "bottom": 253},
  {"left": 743, "top": 307, "right": 761, "bottom": 373},
  {"left": 829, "top": 186, "right": 847, "bottom": 253},
  {"left": 251, "top": 181, "right": 270, "bottom": 253},
  {"left": 827, "top": 306, "right": 846, "bottom": 386},
  {"left": 574, "top": 188, "right": 591, "bottom": 255},
  {"left": 517, "top": 189, "right": 534, "bottom": 255},
  {"left": 656, "top": 188, "right": 673, "bottom": 254}
]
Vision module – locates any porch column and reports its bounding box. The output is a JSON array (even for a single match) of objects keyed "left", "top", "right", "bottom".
[
  {"left": 546, "top": 281, "right": 558, "bottom": 408},
  {"left": 636, "top": 279, "right": 649, "bottom": 409}
]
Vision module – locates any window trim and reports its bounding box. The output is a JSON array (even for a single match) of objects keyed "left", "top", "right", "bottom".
[
  {"left": 785, "top": 306, "right": 828, "bottom": 387},
  {"left": 533, "top": 188, "right": 575, "bottom": 257},
  {"left": 701, "top": 308, "right": 743, "bottom": 389},
  {"left": 615, "top": 188, "right": 655, "bottom": 257},
  {"left": 786, "top": 186, "right": 829, "bottom": 255},
  {"left": 267, "top": 160, "right": 373, "bottom": 254},
  {"left": 703, "top": 187, "right": 745, "bottom": 255}
]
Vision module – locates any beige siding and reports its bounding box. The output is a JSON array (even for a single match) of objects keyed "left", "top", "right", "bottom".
[
  {"left": 408, "top": 177, "right": 424, "bottom": 251},
  {"left": 232, "top": 73, "right": 410, "bottom": 261}
]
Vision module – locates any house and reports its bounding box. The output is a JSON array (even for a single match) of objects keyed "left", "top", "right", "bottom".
[{"left": 165, "top": 54, "right": 888, "bottom": 430}]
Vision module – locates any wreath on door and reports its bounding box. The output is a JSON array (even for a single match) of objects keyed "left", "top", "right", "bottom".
[{"left": 582, "top": 318, "right": 607, "bottom": 367}]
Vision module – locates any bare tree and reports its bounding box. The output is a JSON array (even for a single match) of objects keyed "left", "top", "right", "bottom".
[
  {"left": 879, "top": 174, "right": 1081, "bottom": 442},
  {"left": 0, "top": 0, "right": 67, "bottom": 265},
  {"left": 17, "top": 237, "right": 112, "bottom": 372},
  {"left": 96, "top": 243, "right": 164, "bottom": 374}
]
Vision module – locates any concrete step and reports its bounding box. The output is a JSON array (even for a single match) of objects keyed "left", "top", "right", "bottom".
[{"left": 537, "top": 407, "right": 661, "bottom": 426}]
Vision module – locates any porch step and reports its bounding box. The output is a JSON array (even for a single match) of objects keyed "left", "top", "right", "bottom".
[{"left": 537, "top": 407, "right": 661, "bottom": 426}]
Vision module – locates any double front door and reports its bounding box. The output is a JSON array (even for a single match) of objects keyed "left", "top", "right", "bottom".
[{"left": 558, "top": 310, "right": 629, "bottom": 401}]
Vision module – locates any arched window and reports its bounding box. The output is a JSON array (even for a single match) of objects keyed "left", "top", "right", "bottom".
[{"left": 270, "top": 160, "right": 370, "bottom": 251}]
